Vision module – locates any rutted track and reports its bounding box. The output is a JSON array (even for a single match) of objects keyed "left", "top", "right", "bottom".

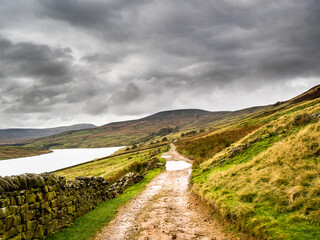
[{"left": 95, "top": 145, "right": 235, "bottom": 240}]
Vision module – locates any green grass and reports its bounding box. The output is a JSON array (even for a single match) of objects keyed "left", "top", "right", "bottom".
[
  {"left": 24, "top": 131, "right": 145, "bottom": 149},
  {"left": 191, "top": 118, "right": 320, "bottom": 239},
  {"left": 0, "top": 146, "right": 51, "bottom": 160},
  {"left": 55, "top": 145, "right": 166, "bottom": 183},
  {"left": 176, "top": 124, "right": 261, "bottom": 166},
  {"left": 48, "top": 168, "right": 163, "bottom": 240},
  {"left": 174, "top": 98, "right": 320, "bottom": 239}
]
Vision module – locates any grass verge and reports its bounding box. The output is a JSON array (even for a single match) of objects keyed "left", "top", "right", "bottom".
[
  {"left": 192, "top": 121, "right": 320, "bottom": 240},
  {"left": 0, "top": 146, "right": 51, "bottom": 160},
  {"left": 55, "top": 145, "right": 166, "bottom": 182},
  {"left": 48, "top": 168, "right": 163, "bottom": 240}
]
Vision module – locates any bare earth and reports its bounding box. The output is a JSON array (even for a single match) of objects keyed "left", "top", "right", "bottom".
[{"left": 95, "top": 145, "right": 236, "bottom": 240}]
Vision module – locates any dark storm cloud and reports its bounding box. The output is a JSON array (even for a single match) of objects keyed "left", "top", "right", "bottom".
[
  {"left": 0, "top": 35, "right": 107, "bottom": 115},
  {"left": 85, "top": 82, "right": 141, "bottom": 115},
  {"left": 0, "top": 0, "right": 319, "bottom": 127},
  {"left": 39, "top": 0, "right": 111, "bottom": 28},
  {"left": 0, "top": 35, "right": 73, "bottom": 85},
  {"left": 38, "top": 0, "right": 149, "bottom": 42},
  {"left": 37, "top": 0, "right": 320, "bottom": 85}
]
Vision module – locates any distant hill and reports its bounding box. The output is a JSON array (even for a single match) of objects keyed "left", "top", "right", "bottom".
[
  {"left": 21, "top": 107, "right": 266, "bottom": 149},
  {"left": 288, "top": 84, "right": 320, "bottom": 104},
  {"left": 174, "top": 84, "right": 320, "bottom": 239},
  {"left": 0, "top": 124, "right": 96, "bottom": 144},
  {"left": 273, "top": 84, "right": 320, "bottom": 107},
  {"left": 10, "top": 84, "right": 320, "bottom": 149}
]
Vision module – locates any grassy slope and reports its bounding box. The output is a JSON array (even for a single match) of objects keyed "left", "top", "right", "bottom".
[
  {"left": 22, "top": 108, "right": 265, "bottom": 149},
  {"left": 0, "top": 108, "right": 266, "bottom": 160},
  {"left": 176, "top": 124, "right": 261, "bottom": 166},
  {"left": 0, "top": 146, "right": 51, "bottom": 160},
  {"left": 55, "top": 144, "right": 167, "bottom": 183},
  {"left": 176, "top": 98, "right": 320, "bottom": 239},
  {"left": 0, "top": 124, "right": 96, "bottom": 145},
  {"left": 48, "top": 168, "right": 163, "bottom": 240}
]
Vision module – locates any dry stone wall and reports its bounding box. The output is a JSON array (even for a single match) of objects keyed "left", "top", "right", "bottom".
[{"left": 0, "top": 172, "right": 143, "bottom": 240}]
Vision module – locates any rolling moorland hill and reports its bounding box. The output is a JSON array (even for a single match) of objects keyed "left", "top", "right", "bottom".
[
  {"left": 4, "top": 85, "right": 319, "bottom": 158},
  {"left": 21, "top": 108, "right": 266, "bottom": 149},
  {"left": 1, "top": 85, "right": 319, "bottom": 238},
  {"left": 48, "top": 84, "right": 320, "bottom": 239},
  {"left": 175, "top": 84, "right": 320, "bottom": 239},
  {"left": 0, "top": 124, "right": 96, "bottom": 144}
]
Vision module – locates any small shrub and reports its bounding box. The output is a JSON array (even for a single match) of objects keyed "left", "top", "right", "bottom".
[
  {"left": 131, "top": 144, "right": 138, "bottom": 149},
  {"left": 291, "top": 113, "right": 312, "bottom": 126}
]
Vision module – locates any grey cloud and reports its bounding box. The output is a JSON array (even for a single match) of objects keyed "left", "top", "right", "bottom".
[
  {"left": 85, "top": 96, "right": 109, "bottom": 115},
  {"left": 0, "top": 35, "right": 109, "bottom": 115},
  {"left": 110, "top": 82, "right": 140, "bottom": 105},
  {"left": 0, "top": 36, "right": 73, "bottom": 85},
  {"left": 81, "top": 53, "right": 121, "bottom": 66},
  {"left": 0, "top": 0, "right": 320, "bottom": 127},
  {"left": 38, "top": 0, "right": 149, "bottom": 42},
  {"left": 37, "top": 0, "right": 320, "bottom": 85},
  {"left": 39, "top": 0, "right": 112, "bottom": 28},
  {"left": 85, "top": 82, "right": 141, "bottom": 115}
]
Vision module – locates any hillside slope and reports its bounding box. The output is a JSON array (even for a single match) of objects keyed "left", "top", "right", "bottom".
[
  {"left": 0, "top": 124, "right": 96, "bottom": 144},
  {"left": 22, "top": 108, "right": 265, "bottom": 149},
  {"left": 175, "top": 85, "right": 320, "bottom": 239}
]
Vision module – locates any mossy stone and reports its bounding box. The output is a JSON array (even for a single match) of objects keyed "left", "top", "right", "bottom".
[
  {"left": 33, "top": 224, "right": 44, "bottom": 238},
  {"left": 25, "top": 193, "right": 36, "bottom": 204},
  {"left": 15, "top": 196, "right": 24, "bottom": 205},
  {"left": 26, "top": 220, "right": 38, "bottom": 231},
  {"left": 9, "top": 205, "right": 19, "bottom": 215},
  {"left": 46, "top": 192, "right": 55, "bottom": 201},
  {"left": 0, "top": 219, "right": 4, "bottom": 234},
  {"left": 20, "top": 203, "right": 28, "bottom": 214},
  {"left": 0, "top": 199, "right": 10, "bottom": 208},
  {"left": 0, "top": 207, "right": 9, "bottom": 219}
]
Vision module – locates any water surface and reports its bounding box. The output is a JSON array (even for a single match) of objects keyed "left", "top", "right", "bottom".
[
  {"left": 0, "top": 147, "right": 122, "bottom": 177},
  {"left": 165, "top": 160, "right": 192, "bottom": 171}
]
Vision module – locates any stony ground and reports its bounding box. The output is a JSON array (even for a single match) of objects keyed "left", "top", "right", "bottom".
[{"left": 95, "top": 146, "right": 238, "bottom": 240}]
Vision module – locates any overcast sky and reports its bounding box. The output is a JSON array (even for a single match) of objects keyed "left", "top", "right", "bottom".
[{"left": 0, "top": 0, "right": 319, "bottom": 128}]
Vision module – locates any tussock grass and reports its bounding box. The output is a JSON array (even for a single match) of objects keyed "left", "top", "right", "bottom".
[
  {"left": 176, "top": 125, "right": 260, "bottom": 166},
  {"left": 199, "top": 100, "right": 320, "bottom": 170},
  {"left": 192, "top": 120, "right": 320, "bottom": 239},
  {"left": 172, "top": 98, "right": 320, "bottom": 239}
]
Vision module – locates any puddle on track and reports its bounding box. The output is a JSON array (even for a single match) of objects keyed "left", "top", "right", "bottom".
[
  {"left": 95, "top": 144, "right": 236, "bottom": 240},
  {"left": 165, "top": 160, "right": 192, "bottom": 171}
]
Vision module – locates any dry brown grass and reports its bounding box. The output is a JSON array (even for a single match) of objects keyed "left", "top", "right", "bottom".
[
  {"left": 55, "top": 146, "right": 166, "bottom": 183},
  {"left": 176, "top": 125, "right": 261, "bottom": 166},
  {"left": 192, "top": 120, "right": 320, "bottom": 239}
]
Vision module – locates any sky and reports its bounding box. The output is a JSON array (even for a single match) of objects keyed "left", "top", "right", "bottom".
[{"left": 0, "top": 0, "right": 319, "bottom": 128}]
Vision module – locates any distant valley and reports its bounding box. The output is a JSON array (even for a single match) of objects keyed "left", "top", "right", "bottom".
[{"left": 0, "top": 124, "right": 96, "bottom": 144}]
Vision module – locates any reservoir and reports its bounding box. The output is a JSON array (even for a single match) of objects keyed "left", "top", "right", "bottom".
[{"left": 0, "top": 147, "right": 123, "bottom": 177}]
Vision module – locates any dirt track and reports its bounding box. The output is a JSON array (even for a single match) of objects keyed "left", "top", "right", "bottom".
[{"left": 95, "top": 145, "right": 235, "bottom": 240}]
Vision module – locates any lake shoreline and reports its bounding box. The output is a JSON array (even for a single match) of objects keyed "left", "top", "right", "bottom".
[{"left": 0, "top": 147, "right": 123, "bottom": 177}]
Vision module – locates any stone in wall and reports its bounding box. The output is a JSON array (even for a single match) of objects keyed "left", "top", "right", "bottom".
[{"left": 0, "top": 171, "right": 143, "bottom": 240}]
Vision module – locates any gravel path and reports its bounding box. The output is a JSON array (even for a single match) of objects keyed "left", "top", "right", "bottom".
[{"left": 95, "top": 145, "right": 235, "bottom": 240}]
